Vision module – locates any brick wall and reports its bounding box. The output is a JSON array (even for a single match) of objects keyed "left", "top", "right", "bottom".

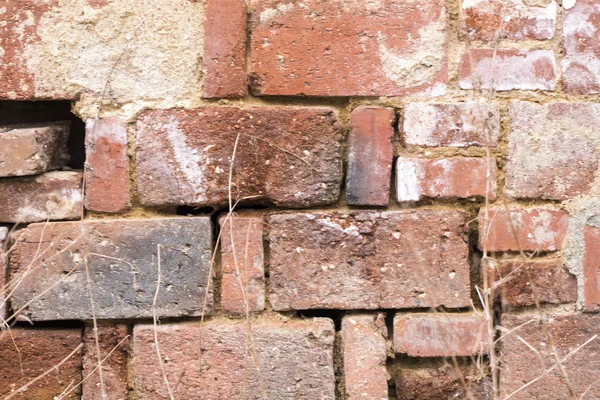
[{"left": 1, "top": 0, "right": 599, "bottom": 399}]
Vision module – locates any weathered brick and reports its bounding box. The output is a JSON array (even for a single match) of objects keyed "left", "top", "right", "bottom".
[
  {"left": 394, "top": 313, "right": 488, "bottom": 357},
  {"left": 203, "top": 0, "right": 248, "bottom": 98},
  {"left": 396, "top": 157, "right": 495, "bottom": 202},
  {"left": 0, "top": 0, "right": 205, "bottom": 102},
  {"left": 84, "top": 118, "right": 130, "bottom": 213},
  {"left": 136, "top": 107, "right": 342, "bottom": 208},
  {"left": 0, "top": 171, "right": 83, "bottom": 223},
  {"left": 0, "top": 328, "right": 82, "bottom": 399},
  {"left": 9, "top": 217, "right": 212, "bottom": 321},
  {"left": 463, "top": 0, "right": 556, "bottom": 41},
  {"left": 478, "top": 208, "right": 569, "bottom": 252},
  {"left": 346, "top": 107, "right": 395, "bottom": 206},
  {"left": 0, "top": 226, "right": 7, "bottom": 320},
  {"left": 219, "top": 215, "right": 265, "bottom": 315},
  {"left": 403, "top": 102, "right": 500, "bottom": 147},
  {"left": 584, "top": 225, "right": 600, "bottom": 311},
  {"left": 0, "top": 122, "right": 70, "bottom": 177},
  {"left": 133, "top": 319, "right": 335, "bottom": 399},
  {"left": 249, "top": 0, "right": 448, "bottom": 96},
  {"left": 83, "top": 325, "right": 129, "bottom": 400},
  {"left": 342, "top": 314, "right": 388, "bottom": 400},
  {"left": 506, "top": 102, "right": 600, "bottom": 200},
  {"left": 488, "top": 259, "right": 577, "bottom": 307},
  {"left": 501, "top": 313, "right": 600, "bottom": 399},
  {"left": 395, "top": 362, "right": 492, "bottom": 400},
  {"left": 269, "top": 210, "right": 470, "bottom": 310},
  {"left": 562, "top": 0, "right": 600, "bottom": 94},
  {"left": 459, "top": 49, "right": 556, "bottom": 91}
]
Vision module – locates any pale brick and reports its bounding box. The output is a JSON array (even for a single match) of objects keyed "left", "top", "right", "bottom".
[
  {"left": 133, "top": 319, "right": 335, "bottom": 399},
  {"left": 0, "top": 227, "right": 7, "bottom": 320},
  {"left": 9, "top": 218, "right": 212, "bottom": 321},
  {"left": 584, "top": 225, "right": 600, "bottom": 311},
  {"left": 269, "top": 210, "right": 471, "bottom": 310}
]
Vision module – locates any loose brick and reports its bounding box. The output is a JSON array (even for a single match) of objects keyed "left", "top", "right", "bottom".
[
  {"left": 463, "top": 0, "right": 556, "bottom": 41},
  {"left": 488, "top": 259, "right": 577, "bottom": 307},
  {"left": 562, "top": 0, "right": 600, "bottom": 94},
  {"left": 396, "top": 157, "right": 495, "bottom": 202},
  {"left": 133, "top": 319, "right": 335, "bottom": 399},
  {"left": 84, "top": 118, "right": 131, "bottom": 213},
  {"left": 0, "top": 171, "right": 83, "bottom": 223},
  {"left": 584, "top": 225, "right": 600, "bottom": 311},
  {"left": 0, "top": 328, "right": 82, "bottom": 399},
  {"left": 501, "top": 313, "right": 600, "bottom": 399},
  {"left": 342, "top": 314, "right": 388, "bottom": 400},
  {"left": 506, "top": 101, "right": 600, "bottom": 200},
  {"left": 249, "top": 0, "right": 448, "bottom": 96},
  {"left": 9, "top": 217, "right": 212, "bottom": 321},
  {"left": 394, "top": 313, "right": 488, "bottom": 357},
  {"left": 83, "top": 325, "right": 129, "bottom": 400},
  {"left": 403, "top": 102, "right": 500, "bottom": 147},
  {"left": 0, "top": 122, "right": 70, "bottom": 177},
  {"left": 459, "top": 49, "right": 556, "bottom": 91},
  {"left": 269, "top": 210, "right": 470, "bottom": 310},
  {"left": 478, "top": 208, "right": 569, "bottom": 252},
  {"left": 219, "top": 215, "right": 265, "bottom": 315},
  {"left": 346, "top": 107, "right": 395, "bottom": 206},
  {"left": 395, "top": 362, "right": 492, "bottom": 400},
  {"left": 203, "top": 0, "right": 248, "bottom": 98},
  {"left": 136, "top": 107, "right": 342, "bottom": 208}
]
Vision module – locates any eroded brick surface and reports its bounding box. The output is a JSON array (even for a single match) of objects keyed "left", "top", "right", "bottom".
[
  {"left": 136, "top": 107, "right": 342, "bottom": 208},
  {"left": 9, "top": 218, "right": 212, "bottom": 320},
  {"left": 506, "top": 102, "right": 600, "bottom": 200},
  {"left": 478, "top": 208, "right": 569, "bottom": 252},
  {"left": 346, "top": 107, "right": 395, "bottom": 206},
  {"left": 396, "top": 157, "right": 495, "bottom": 202},
  {"left": 0, "top": 328, "right": 82, "bottom": 399},
  {"left": 584, "top": 225, "right": 600, "bottom": 311},
  {"left": 0, "top": 227, "right": 7, "bottom": 320},
  {"left": 402, "top": 102, "right": 500, "bottom": 147},
  {"left": 269, "top": 210, "right": 470, "bottom": 310},
  {"left": 459, "top": 49, "right": 556, "bottom": 91},
  {"left": 249, "top": 0, "right": 448, "bottom": 96},
  {"left": 0, "top": 122, "right": 70, "bottom": 177},
  {"left": 0, "top": 171, "right": 83, "bottom": 223},
  {"left": 501, "top": 313, "right": 600, "bottom": 399},
  {"left": 133, "top": 319, "right": 335, "bottom": 399},
  {"left": 394, "top": 313, "right": 488, "bottom": 357}
]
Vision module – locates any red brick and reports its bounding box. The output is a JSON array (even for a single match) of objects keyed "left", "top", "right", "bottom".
[
  {"left": 219, "top": 215, "right": 265, "bottom": 315},
  {"left": 394, "top": 313, "right": 488, "bottom": 357},
  {"left": 562, "top": 0, "right": 600, "bottom": 94},
  {"left": 82, "top": 325, "right": 129, "bottom": 400},
  {"left": 396, "top": 157, "right": 495, "bottom": 202},
  {"left": 133, "top": 319, "right": 335, "bottom": 399},
  {"left": 85, "top": 118, "right": 130, "bottom": 213},
  {"left": 500, "top": 313, "right": 600, "bottom": 399},
  {"left": 342, "top": 314, "right": 388, "bottom": 400},
  {"left": 203, "top": 0, "right": 248, "bottom": 98},
  {"left": 0, "top": 328, "right": 82, "bottom": 399},
  {"left": 249, "top": 0, "right": 448, "bottom": 96},
  {"left": 479, "top": 208, "right": 569, "bottom": 252},
  {"left": 462, "top": 0, "right": 556, "bottom": 41},
  {"left": 584, "top": 225, "right": 600, "bottom": 311},
  {"left": 136, "top": 107, "right": 342, "bottom": 208},
  {"left": 0, "top": 171, "right": 83, "bottom": 223},
  {"left": 269, "top": 210, "right": 471, "bottom": 310},
  {"left": 459, "top": 49, "right": 556, "bottom": 91},
  {"left": 9, "top": 217, "right": 213, "bottom": 320},
  {"left": 403, "top": 102, "right": 500, "bottom": 147},
  {"left": 0, "top": 122, "right": 70, "bottom": 177},
  {"left": 506, "top": 102, "right": 600, "bottom": 200},
  {"left": 489, "top": 259, "right": 577, "bottom": 307},
  {"left": 395, "top": 362, "right": 491, "bottom": 400},
  {"left": 346, "top": 107, "right": 395, "bottom": 206}
]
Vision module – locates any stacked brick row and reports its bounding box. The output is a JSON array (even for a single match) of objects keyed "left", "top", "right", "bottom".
[{"left": 1, "top": 0, "right": 600, "bottom": 399}]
